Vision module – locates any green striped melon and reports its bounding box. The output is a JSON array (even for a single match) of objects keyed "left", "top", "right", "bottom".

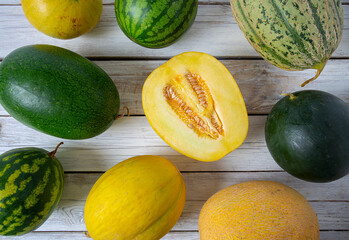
[
  {"left": 230, "top": 0, "right": 343, "bottom": 86},
  {"left": 0, "top": 143, "right": 64, "bottom": 236},
  {"left": 115, "top": 0, "right": 198, "bottom": 48},
  {"left": 0, "top": 45, "right": 120, "bottom": 140}
]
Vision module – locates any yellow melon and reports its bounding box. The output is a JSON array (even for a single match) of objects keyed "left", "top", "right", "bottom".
[
  {"left": 198, "top": 181, "right": 319, "bottom": 240},
  {"left": 142, "top": 52, "right": 248, "bottom": 162},
  {"left": 21, "top": 0, "right": 102, "bottom": 39},
  {"left": 84, "top": 155, "right": 186, "bottom": 240}
]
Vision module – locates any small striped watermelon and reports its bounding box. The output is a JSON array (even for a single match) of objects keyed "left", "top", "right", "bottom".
[
  {"left": 0, "top": 143, "right": 64, "bottom": 236},
  {"left": 230, "top": 0, "right": 343, "bottom": 86},
  {"left": 115, "top": 0, "right": 198, "bottom": 48}
]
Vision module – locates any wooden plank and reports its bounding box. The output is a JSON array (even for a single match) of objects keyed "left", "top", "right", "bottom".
[
  {"left": 2, "top": 0, "right": 349, "bottom": 5},
  {"left": 0, "top": 115, "right": 276, "bottom": 172},
  {"left": 0, "top": 171, "right": 344, "bottom": 233},
  {"left": 12, "top": 199, "right": 349, "bottom": 231},
  {"left": 2, "top": 231, "right": 349, "bottom": 240},
  {"left": 1, "top": 115, "right": 349, "bottom": 172},
  {"left": 0, "top": 59, "right": 348, "bottom": 116},
  {"left": 0, "top": 5, "right": 348, "bottom": 59},
  {"left": 59, "top": 173, "right": 349, "bottom": 202}
]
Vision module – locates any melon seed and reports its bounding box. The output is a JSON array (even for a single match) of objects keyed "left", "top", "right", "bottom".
[{"left": 163, "top": 72, "right": 224, "bottom": 139}]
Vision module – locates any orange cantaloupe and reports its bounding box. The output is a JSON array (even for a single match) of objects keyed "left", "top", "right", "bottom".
[{"left": 199, "top": 181, "right": 319, "bottom": 240}]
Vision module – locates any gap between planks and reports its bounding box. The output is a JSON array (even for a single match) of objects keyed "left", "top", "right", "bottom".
[
  {"left": 0, "top": 5, "right": 349, "bottom": 59},
  {"left": 0, "top": 59, "right": 348, "bottom": 116}
]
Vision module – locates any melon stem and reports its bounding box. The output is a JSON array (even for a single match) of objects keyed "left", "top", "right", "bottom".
[
  {"left": 282, "top": 93, "right": 296, "bottom": 100},
  {"left": 300, "top": 60, "right": 327, "bottom": 87},
  {"left": 116, "top": 106, "right": 130, "bottom": 120},
  {"left": 48, "top": 142, "right": 64, "bottom": 158}
]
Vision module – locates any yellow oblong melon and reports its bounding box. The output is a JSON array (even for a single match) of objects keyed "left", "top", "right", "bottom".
[
  {"left": 84, "top": 155, "right": 186, "bottom": 240},
  {"left": 198, "top": 181, "right": 319, "bottom": 240},
  {"left": 142, "top": 52, "right": 248, "bottom": 162}
]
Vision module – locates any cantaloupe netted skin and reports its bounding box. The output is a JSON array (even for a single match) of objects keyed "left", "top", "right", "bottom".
[{"left": 199, "top": 181, "right": 319, "bottom": 240}]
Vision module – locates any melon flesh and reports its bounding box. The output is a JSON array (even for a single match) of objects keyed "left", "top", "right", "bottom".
[{"left": 142, "top": 52, "right": 248, "bottom": 161}]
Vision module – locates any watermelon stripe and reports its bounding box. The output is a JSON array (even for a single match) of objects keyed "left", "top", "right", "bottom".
[
  {"left": 135, "top": 0, "right": 186, "bottom": 39},
  {"left": 0, "top": 148, "right": 64, "bottom": 236},
  {"left": 1, "top": 206, "right": 26, "bottom": 235},
  {"left": 140, "top": 0, "right": 196, "bottom": 45},
  {"left": 119, "top": 0, "right": 130, "bottom": 33},
  {"left": 132, "top": 4, "right": 151, "bottom": 37},
  {"left": 24, "top": 168, "right": 51, "bottom": 209},
  {"left": 234, "top": 0, "right": 298, "bottom": 69},
  {"left": 269, "top": 0, "right": 313, "bottom": 61},
  {"left": 1, "top": 153, "right": 21, "bottom": 162},
  {"left": 128, "top": 0, "right": 141, "bottom": 36},
  {"left": 0, "top": 164, "right": 11, "bottom": 178},
  {"left": 0, "top": 170, "right": 21, "bottom": 204},
  {"left": 115, "top": 0, "right": 197, "bottom": 48}
]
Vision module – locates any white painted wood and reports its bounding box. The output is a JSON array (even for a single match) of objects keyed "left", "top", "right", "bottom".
[
  {"left": 0, "top": 170, "right": 345, "bottom": 233},
  {"left": 0, "top": 3, "right": 348, "bottom": 239},
  {"left": 0, "top": 5, "right": 348, "bottom": 59},
  {"left": 3, "top": 0, "right": 349, "bottom": 5},
  {"left": 1, "top": 59, "right": 348, "bottom": 116},
  {"left": 60, "top": 173, "right": 349, "bottom": 202},
  {"left": 13, "top": 199, "right": 349, "bottom": 231},
  {"left": 2, "top": 231, "right": 349, "bottom": 240},
  {"left": 0, "top": 115, "right": 348, "bottom": 172},
  {"left": 0, "top": 115, "right": 277, "bottom": 172}
]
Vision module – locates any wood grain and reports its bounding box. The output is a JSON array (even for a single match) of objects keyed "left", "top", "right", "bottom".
[
  {"left": 0, "top": 59, "right": 348, "bottom": 116},
  {"left": 0, "top": 2, "right": 348, "bottom": 239},
  {"left": 2, "top": 231, "right": 349, "bottom": 240},
  {"left": 0, "top": 115, "right": 278, "bottom": 172},
  {"left": 2, "top": 0, "right": 349, "bottom": 5},
  {"left": 0, "top": 172, "right": 346, "bottom": 233},
  {"left": 27, "top": 200, "right": 348, "bottom": 232},
  {"left": 1, "top": 115, "right": 348, "bottom": 172},
  {"left": 0, "top": 5, "right": 348, "bottom": 59},
  {"left": 59, "top": 173, "right": 349, "bottom": 202}
]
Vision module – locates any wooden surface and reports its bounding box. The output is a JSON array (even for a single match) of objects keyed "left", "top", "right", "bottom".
[
  {"left": 0, "top": 0, "right": 348, "bottom": 239},
  {"left": 0, "top": 4, "right": 349, "bottom": 59}
]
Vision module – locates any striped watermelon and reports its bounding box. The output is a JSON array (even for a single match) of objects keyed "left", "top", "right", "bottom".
[
  {"left": 115, "top": 0, "right": 198, "bottom": 48},
  {"left": 230, "top": 0, "right": 343, "bottom": 86},
  {"left": 0, "top": 143, "right": 64, "bottom": 236}
]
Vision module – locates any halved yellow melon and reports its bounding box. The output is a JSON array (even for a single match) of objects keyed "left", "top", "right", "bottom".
[{"left": 142, "top": 52, "right": 248, "bottom": 162}]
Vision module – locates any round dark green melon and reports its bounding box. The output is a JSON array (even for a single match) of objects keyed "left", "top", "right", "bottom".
[
  {"left": 265, "top": 90, "right": 349, "bottom": 182},
  {"left": 0, "top": 45, "right": 120, "bottom": 140},
  {"left": 0, "top": 144, "right": 64, "bottom": 236},
  {"left": 115, "top": 0, "right": 198, "bottom": 48}
]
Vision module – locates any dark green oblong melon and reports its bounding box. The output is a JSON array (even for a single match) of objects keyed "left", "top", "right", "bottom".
[
  {"left": 0, "top": 143, "right": 64, "bottom": 236},
  {"left": 265, "top": 90, "right": 349, "bottom": 182},
  {"left": 115, "top": 0, "right": 198, "bottom": 48},
  {"left": 0, "top": 45, "right": 120, "bottom": 139}
]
